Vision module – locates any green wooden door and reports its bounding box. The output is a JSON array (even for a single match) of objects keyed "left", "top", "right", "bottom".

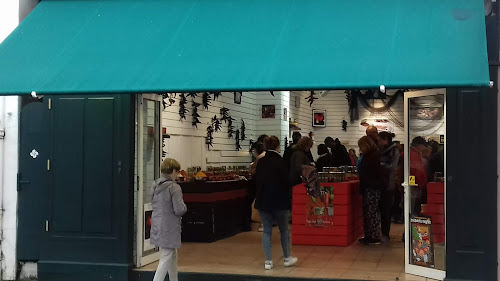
[{"left": 18, "top": 95, "right": 134, "bottom": 281}]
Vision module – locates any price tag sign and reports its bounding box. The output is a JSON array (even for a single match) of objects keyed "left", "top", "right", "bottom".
[{"left": 409, "top": 176, "right": 416, "bottom": 186}]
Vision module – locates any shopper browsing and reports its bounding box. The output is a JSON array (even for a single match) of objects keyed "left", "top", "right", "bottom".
[
  {"left": 151, "top": 158, "right": 187, "bottom": 281},
  {"left": 325, "top": 137, "right": 351, "bottom": 166},
  {"left": 358, "top": 136, "right": 385, "bottom": 245},
  {"left": 289, "top": 137, "right": 314, "bottom": 187},
  {"left": 255, "top": 136, "right": 298, "bottom": 270},
  {"left": 378, "top": 132, "right": 400, "bottom": 243},
  {"left": 316, "top": 144, "right": 333, "bottom": 172}
]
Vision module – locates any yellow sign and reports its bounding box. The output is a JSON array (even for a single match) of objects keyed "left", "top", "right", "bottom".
[{"left": 409, "top": 176, "right": 416, "bottom": 186}]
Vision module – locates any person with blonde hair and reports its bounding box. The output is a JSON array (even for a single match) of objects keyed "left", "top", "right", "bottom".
[
  {"left": 357, "top": 136, "right": 385, "bottom": 245},
  {"left": 151, "top": 158, "right": 187, "bottom": 281}
]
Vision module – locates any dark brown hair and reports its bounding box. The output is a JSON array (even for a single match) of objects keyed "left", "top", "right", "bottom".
[
  {"left": 378, "top": 131, "right": 396, "bottom": 144},
  {"left": 358, "top": 136, "right": 378, "bottom": 154},
  {"left": 264, "top": 136, "right": 280, "bottom": 151},
  {"left": 296, "top": 137, "right": 313, "bottom": 151}
]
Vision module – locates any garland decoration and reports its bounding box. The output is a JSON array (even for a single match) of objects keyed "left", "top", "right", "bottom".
[
  {"left": 235, "top": 129, "right": 242, "bottom": 151},
  {"left": 187, "top": 92, "right": 198, "bottom": 99},
  {"left": 346, "top": 90, "right": 360, "bottom": 123},
  {"left": 240, "top": 119, "right": 246, "bottom": 140},
  {"left": 191, "top": 100, "right": 201, "bottom": 128},
  {"left": 212, "top": 92, "right": 222, "bottom": 100},
  {"left": 203, "top": 92, "right": 212, "bottom": 110},
  {"left": 305, "top": 91, "right": 318, "bottom": 106},
  {"left": 227, "top": 116, "right": 236, "bottom": 138},
  {"left": 212, "top": 115, "right": 222, "bottom": 132},
  {"left": 206, "top": 126, "right": 214, "bottom": 149},
  {"left": 342, "top": 119, "right": 348, "bottom": 132},
  {"left": 220, "top": 107, "right": 230, "bottom": 123},
  {"left": 162, "top": 93, "right": 176, "bottom": 109},
  {"left": 178, "top": 93, "right": 189, "bottom": 120}
]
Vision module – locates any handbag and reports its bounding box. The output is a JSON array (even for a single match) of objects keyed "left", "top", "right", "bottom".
[{"left": 251, "top": 200, "right": 261, "bottom": 223}]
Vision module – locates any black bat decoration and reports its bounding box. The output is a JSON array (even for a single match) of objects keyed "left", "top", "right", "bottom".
[
  {"left": 235, "top": 129, "right": 242, "bottom": 151},
  {"left": 342, "top": 119, "right": 348, "bottom": 131},
  {"left": 241, "top": 119, "right": 246, "bottom": 140},
  {"left": 202, "top": 92, "right": 212, "bottom": 110},
  {"left": 220, "top": 107, "right": 230, "bottom": 123},
  {"left": 227, "top": 116, "right": 236, "bottom": 138},
  {"left": 212, "top": 92, "right": 222, "bottom": 100},
  {"left": 212, "top": 115, "right": 222, "bottom": 132},
  {"left": 161, "top": 93, "right": 175, "bottom": 109},
  {"left": 305, "top": 91, "right": 318, "bottom": 107},
  {"left": 206, "top": 126, "right": 214, "bottom": 149},
  {"left": 178, "top": 93, "right": 189, "bottom": 120},
  {"left": 187, "top": 92, "right": 198, "bottom": 99},
  {"left": 270, "top": 91, "right": 275, "bottom": 97},
  {"left": 192, "top": 100, "right": 201, "bottom": 128}
]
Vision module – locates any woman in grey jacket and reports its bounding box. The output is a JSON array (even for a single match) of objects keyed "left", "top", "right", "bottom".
[
  {"left": 151, "top": 158, "right": 187, "bottom": 281},
  {"left": 378, "top": 132, "right": 400, "bottom": 243}
]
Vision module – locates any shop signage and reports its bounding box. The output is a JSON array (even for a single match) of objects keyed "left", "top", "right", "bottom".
[
  {"left": 306, "top": 185, "right": 334, "bottom": 227},
  {"left": 410, "top": 216, "right": 435, "bottom": 268}
]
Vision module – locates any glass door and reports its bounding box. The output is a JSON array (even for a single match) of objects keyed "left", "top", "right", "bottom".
[
  {"left": 136, "top": 94, "right": 162, "bottom": 267},
  {"left": 404, "top": 89, "right": 446, "bottom": 280}
]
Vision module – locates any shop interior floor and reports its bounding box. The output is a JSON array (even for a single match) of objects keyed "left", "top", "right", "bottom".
[{"left": 135, "top": 223, "right": 439, "bottom": 281}]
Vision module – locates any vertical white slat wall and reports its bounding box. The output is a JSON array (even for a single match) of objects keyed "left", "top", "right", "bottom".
[{"left": 254, "top": 91, "right": 290, "bottom": 152}]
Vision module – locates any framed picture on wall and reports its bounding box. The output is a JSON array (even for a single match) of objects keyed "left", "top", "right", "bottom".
[
  {"left": 262, "top": 105, "right": 276, "bottom": 119},
  {"left": 312, "top": 109, "right": 326, "bottom": 127}
]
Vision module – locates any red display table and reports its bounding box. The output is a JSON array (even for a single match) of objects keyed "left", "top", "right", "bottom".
[
  {"left": 422, "top": 182, "right": 445, "bottom": 244},
  {"left": 292, "top": 181, "right": 363, "bottom": 247}
]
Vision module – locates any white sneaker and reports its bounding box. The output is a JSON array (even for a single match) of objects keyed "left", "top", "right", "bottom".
[
  {"left": 265, "top": 261, "right": 273, "bottom": 270},
  {"left": 258, "top": 227, "right": 264, "bottom": 232},
  {"left": 284, "top": 256, "right": 298, "bottom": 267}
]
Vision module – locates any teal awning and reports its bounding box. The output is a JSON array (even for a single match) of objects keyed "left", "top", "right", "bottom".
[{"left": 0, "top": 0, "right": 490, "bottom": 95}]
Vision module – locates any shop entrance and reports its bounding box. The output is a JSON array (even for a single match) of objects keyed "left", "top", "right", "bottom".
[{"left": 404, "top": 89, "right": 446, "bottom": 280}]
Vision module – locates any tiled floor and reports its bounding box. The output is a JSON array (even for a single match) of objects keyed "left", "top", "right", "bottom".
[{"left": 138, "top": 224, "right": 437, "bottom": 281}]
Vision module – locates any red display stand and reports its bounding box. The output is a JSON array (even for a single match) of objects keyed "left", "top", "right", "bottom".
[
  {"left": 422, "top": 182, "right": 445, "bottom": 244},
  {"left": 292, "top": 181, "right": 363, "bottom": 247}
]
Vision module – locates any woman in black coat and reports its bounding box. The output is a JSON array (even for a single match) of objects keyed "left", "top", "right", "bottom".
[
  {"left": 255, "top": 136, "right": 298, "bottom": 270},
  {"left": 315, "top": 144, "right": 332, "bottom": 172},
  {"left": 357, "top": 136, "right": 385, "bottom": 245},
  {"left": 289, "top": 137, "right": 314, "bottom": 187}
]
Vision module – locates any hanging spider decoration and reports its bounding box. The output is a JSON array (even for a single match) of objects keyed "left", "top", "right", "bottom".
[
  {"left": 178, "top": 93, "right": 189, "bottom": 120},
  {"left": 227, "top": 116, "right": 236, "bottom": 138},
  {"left": 206, "top": 126, "right": 214, "bottom": 149},
  {"left": 212, "top": 115, "right": 222, "bottom": 132},
  {"left": 161, "top": 93, "right": 176, "bottom": 109},
  {"left": 346, "top": 90, "right": 360, "bottom": 123},
  {"left": 202, "top": 92, "right": 212, "bottom": 110},
  {"left": 284, "top": 136, "right": 289, "bottom": 149},
  {"left": 305, "top": 91, "right": 318, "bottom": 106},
  {"left": 270, "top": 91, "right": 275, "bottom": 97},
  {"left": 212, "top": 92, "right": 222, "bottom": 100},
  {"left": 220, "top": 107, "right": 230, "bottom": 123},
  {"left": 235, "top": 129, "right": 242, "bottom": 151},
  {"left": 342, "top": 119, "right": 348, "bottom": 132},
  {"left": 191, "top": 100, "right": 201, "bottom": 128},
  {"left": 187, "top": 92, "right": 198, "bottom": 99},
  {"left": 240, "top": 119, "right": 246, "bottom": 140}
]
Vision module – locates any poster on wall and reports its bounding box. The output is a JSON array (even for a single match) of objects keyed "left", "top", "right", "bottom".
[
  {"left": 306, "top": 185, "right": 334, "bottom": 227},
  {"left": 143, "top": 203, "right": 157, "bottom": 255},
  {"left": 262, "top": 105, "right": 276, "bottom": 119},
  {"left": 410, "top": 216, "right": 435, "bottom": 268},
  {"left": 312, "top": 109, "right": 326, "bottom": 127},
  {"left": 358, "top": 118, "right": 393, "bottom": 132}
]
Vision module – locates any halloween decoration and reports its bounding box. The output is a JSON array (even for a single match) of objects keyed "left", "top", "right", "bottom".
[
  {"left": 305, "top": 91, "right": 318, "bottom": 106},
  {"left": 212, "top": 115, "right": 222, "bottom": 132},
  {"left": 162, "top": 93, "right": 176, "bottom": 109},
  {"left": 284, "top": 137, "right": 288, "bottom": 149},
  {"left": 220, "top": 107, "right": 230, "bottom": 123},
  {"left": 342, "top": 119, "right": 348, "bottom": 131},
  {"left": 162, "top": 138, "right": 167, "bottom": 158},
  {"left": 270, "top": 91, "right": 275, "bottom": 97},
  {"left": 187, "top": 92, "right": 198, "bottom": 99},
  {"left": 240, "top": 119, "right": 246, "bottom": 140},
  {"left": 227, "top": 116, "right": 236, "bottom": 138},
  {"left": 178, "top": 93, "right": 189, "bottom": 120},
  {"left": 191, "top": 100, "right": 201, "bottom": 128},
  {"left": 206, "top": 126, "right": 214, "bottom": 149},
  {"left": 358, "top": 89, "right": 403, "bottom": 113},
  {"left": 203, "top": 92, "right": 212, "bottom": 109},
  {"left": 212, "top": 92, "right": 222, "bottom": 100},
  {"left": 235, "top": 129, "right": 242, "bottom": 151}
]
